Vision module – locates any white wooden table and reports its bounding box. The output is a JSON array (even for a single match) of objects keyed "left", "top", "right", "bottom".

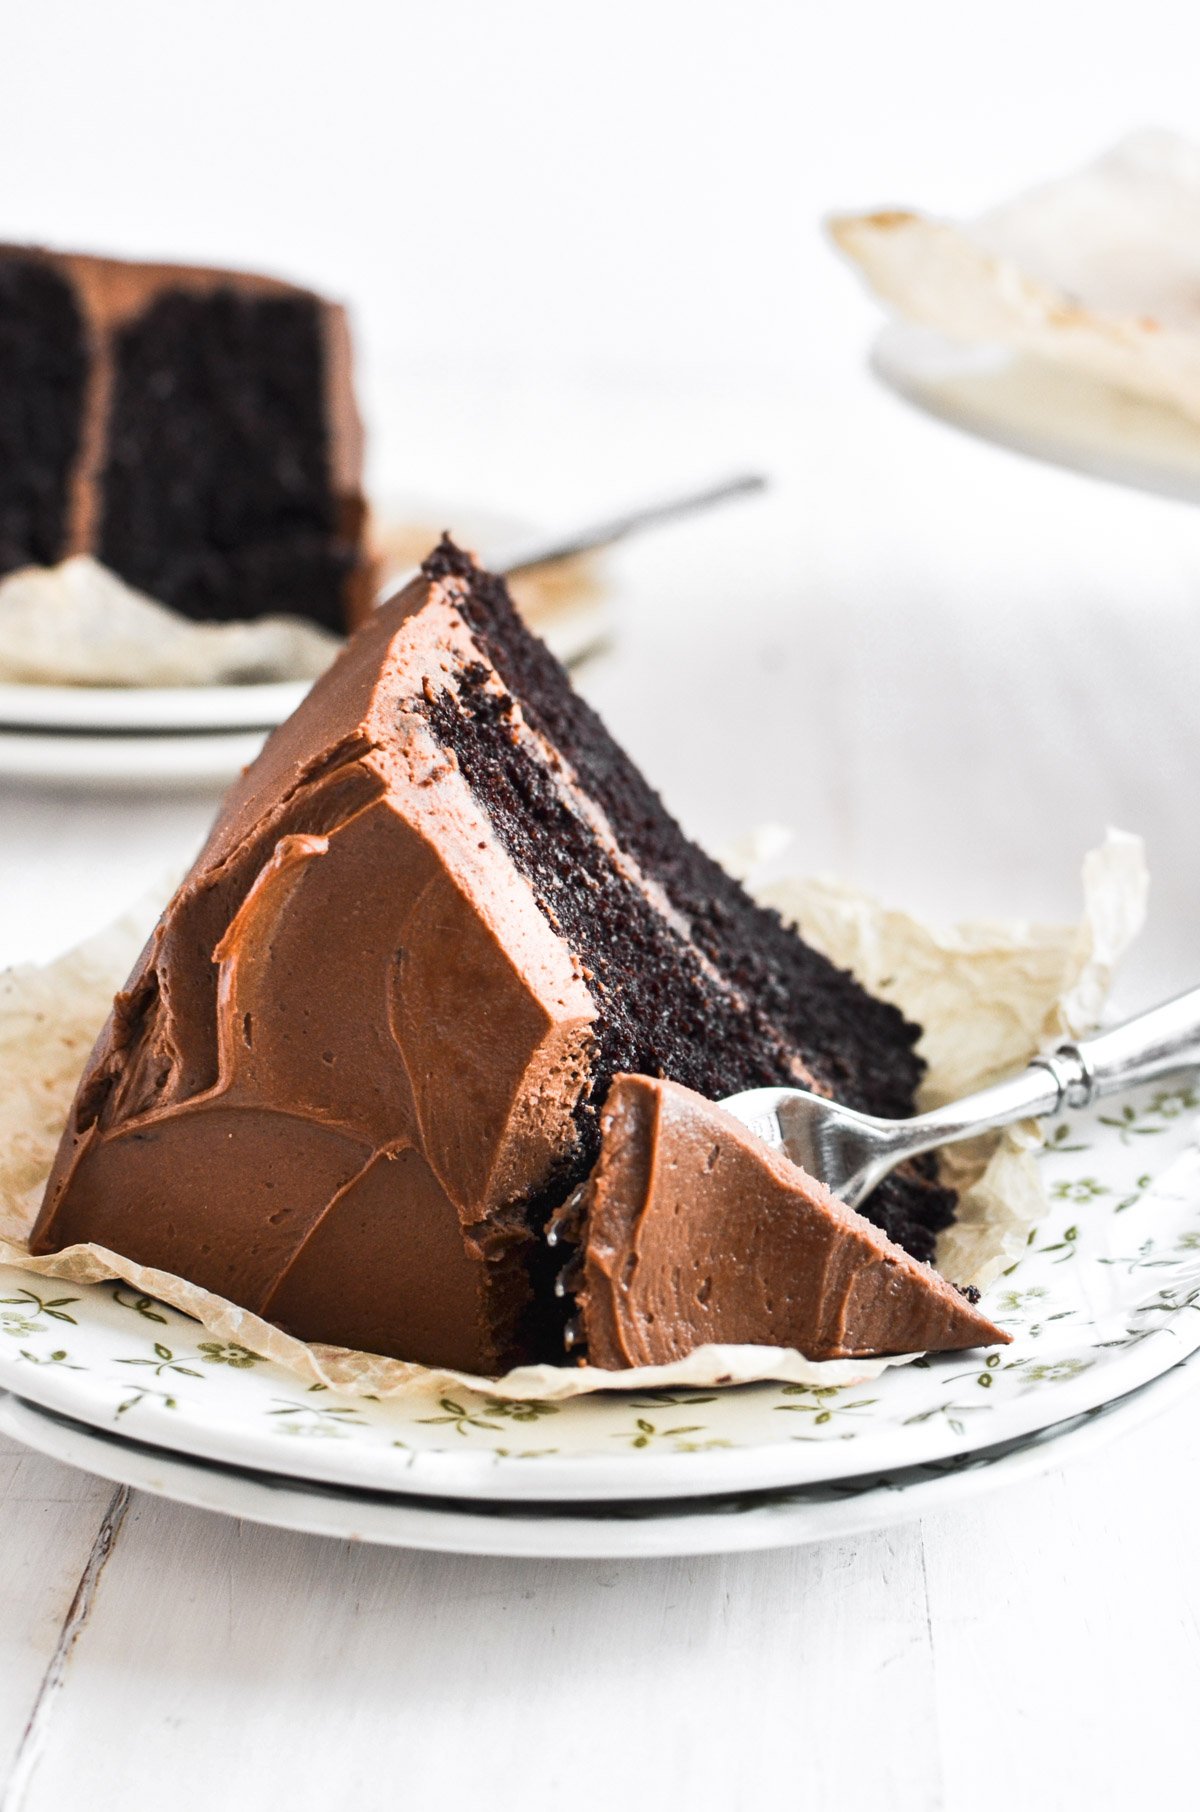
[{"left": 2, "top": 374, "right": 1199, "bottom": 1810}]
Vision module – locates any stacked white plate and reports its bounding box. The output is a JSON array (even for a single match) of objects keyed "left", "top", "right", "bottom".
[
  {"left": 4, "top": 1078, "right": 1200, "bottom": 1557},
  {"left": 0, "top": 499, "right": 617, "bottom": 789},
  {"left": 0, "top": 679, "right": 302, "bottom": 788},
  {"left": 0, "top": 600, "right": 608, "bottom": 789}
]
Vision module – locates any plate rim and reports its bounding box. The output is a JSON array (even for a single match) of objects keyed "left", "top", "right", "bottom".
[
  {"left": 4, "top": 1265, "right": 1200, "bottom": 1505},
  {"left": 0, "top": 571, "right": 608, "bottom": 738},
  {"left": 872, "top": 319, "right": 1200, "bottom": 508},
  {"left": 3, "top": 1354, "right": 1194, "bottom": 1558},
  {"left": 0, "top": 725, "right": 270, "bottom": 788},
  {"left": 0, "top": 677, "right": 310, "bottom": 734}
]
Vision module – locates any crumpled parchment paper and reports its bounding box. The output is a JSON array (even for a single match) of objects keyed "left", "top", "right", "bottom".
[
  {"left": 0, "top": 515, "right": 603, "bottom": 689},
  {"left": 0, "top": 557, "right": 341, "bottom": 687},
  {"left": 831, "top": 132, "right": 1200, "bottom": 426},
  {"left": 0, "top": 832, "right": 1148, "bottom": 1399}
]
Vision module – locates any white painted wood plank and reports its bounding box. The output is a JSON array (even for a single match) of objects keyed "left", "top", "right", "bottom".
[
  {"left": 923, "top": 1391, "right": 1200, "bottom": 1811},
  {"left": 16, "top": 1500, "right": 942, "bottom": 1812},
  {"left": 0, "top": 1434, "right": 124, "bottom": 1790}
]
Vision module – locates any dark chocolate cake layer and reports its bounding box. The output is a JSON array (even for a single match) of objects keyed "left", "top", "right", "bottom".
[
  {"left": 33, "top": 541, "right": 957, "bottom": 1374},
  {"left": 0, "top": 244, "right": 367, "bottom": 630},
  {"left": 0, "top": 256, "right": 88, "bottom": 573},
  {"left": 424, "top": 539, "right": 956, "bottom": 1262}
]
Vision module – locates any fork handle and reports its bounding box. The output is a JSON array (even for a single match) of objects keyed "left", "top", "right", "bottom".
[
  {"left": 899, "top": 984, "right": 1200, "bottom": 1167},
  {"left": 1040, "top": 985, "right": 1200, "bottom": 1107}
]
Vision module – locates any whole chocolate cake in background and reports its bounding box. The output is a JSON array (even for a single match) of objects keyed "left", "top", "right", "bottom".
[
  {"left": 32, "top": 539, "right": 979, "bottom": 1376},
  {"left": 0, "top": 244, "right": 368, "bottom": 630}
]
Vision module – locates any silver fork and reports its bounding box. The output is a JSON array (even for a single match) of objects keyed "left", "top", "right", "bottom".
[
  {"left": 374, "top": 472, "right": 767, "bottom": 608},
  {"left": 720, "top": 986, "right": 1200, "bottom": 1210}
]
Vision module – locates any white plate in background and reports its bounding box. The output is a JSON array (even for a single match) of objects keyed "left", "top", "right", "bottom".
[
  {"left": 0, "top": 727, "right": 270, "bottom": 790},
  {"left": 0, "top": 678, "right": 308, "bottom": 735},
  {"left": 873, "top": 321, "right": 1200, "bottom": 505},
  {"left": 0, "top": 585, "right": 607, "bottom": 788},
  {"left": 0, "top": 600, "right": 606, "bottom": 740},
  {"left": 0, "top": 492, "right": 611, "bottom": 747},
  {"left": 0, "top": 579, "right": 612, "bottom": 786}
]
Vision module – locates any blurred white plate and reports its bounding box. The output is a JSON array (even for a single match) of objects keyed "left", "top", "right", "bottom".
[
  {"left": 0, "top": 592, "right": 606, "bottom": 789},
  {"left": 0, "top": 495, "right": 610, "bottom": 744},
  {"left": 0, "top": 594, "right": 606, "bottom": 740},
  {"left": 0, "top": 678, "right": 307, "bottom": 734},
  {"left": 0, "top": 727, "right": 269, "bottom": 790},
  {"left": 873, "top": 321, "right": 1200, "bottom": 504}
]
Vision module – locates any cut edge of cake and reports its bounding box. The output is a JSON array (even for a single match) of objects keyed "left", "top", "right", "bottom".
[{"left": 551, "top": 1074, "right": 1007, "bottom": 1366}]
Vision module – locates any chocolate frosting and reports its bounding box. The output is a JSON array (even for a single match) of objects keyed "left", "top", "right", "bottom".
[
  {"left": 565, "top": 1075, "right": 1008, "bottom": 1365},
  {"left": 33, "top": 547, "right": 995, "bottom": 1379},
  {"left": 31, "top": 567, "right": 597, "bottom": 1373}
]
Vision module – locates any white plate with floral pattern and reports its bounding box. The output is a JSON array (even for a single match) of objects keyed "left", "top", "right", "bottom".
[
  {"left": 3, "top": 1349, "right": 1195, "bottom": 1559},
  {"left": 2, "top": 1080, "right": 1200, "bottom": 1505}
]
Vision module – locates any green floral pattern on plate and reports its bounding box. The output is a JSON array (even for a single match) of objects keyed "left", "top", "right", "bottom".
[{"left": 2, "top": 1081, "right": 1199, "bottom": 1500}]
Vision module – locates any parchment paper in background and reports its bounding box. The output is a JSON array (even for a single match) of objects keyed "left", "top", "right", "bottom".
[
  {"left": 0, "top": 558, "right": 340, "bottom": 687},
  {"left": 0, "top": 512, "right": 602, "bottom": 688},
  {"left": 0, "top": 832, "right": 1147, "bottom": 1400},
  {"left": 830, "top": 132, "right": 1200, "bottom": 427},
  {"left": 370, "top": 509, "right": 604, "bottom": 645}
]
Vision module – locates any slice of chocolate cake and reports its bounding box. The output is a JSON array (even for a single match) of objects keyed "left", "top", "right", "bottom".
[
  {"left": 0, "top": 245, "right": 367, "bottom": 631},
  {"left": 32, "top": 539, "right": 960, "bottom": 1375},
  {"left": 550, "top": 1075, "right": 1006, "bottom": 1365}
]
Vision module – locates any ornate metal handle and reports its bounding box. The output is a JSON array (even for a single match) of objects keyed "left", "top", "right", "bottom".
[
  {"left": 881, "top": 987, "right": 1200, "bottom": 1176},
  {"left": 1050, "top": 985, "right": 1200, "bottom": 1106}
]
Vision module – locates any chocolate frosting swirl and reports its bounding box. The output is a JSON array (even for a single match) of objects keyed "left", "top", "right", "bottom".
[
  {"left": 32, "top": 568, "right": 596, "bottom": 1373},
  {"left": 566, "top": 1075, "right": 1008, "bottom": 1365}
]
